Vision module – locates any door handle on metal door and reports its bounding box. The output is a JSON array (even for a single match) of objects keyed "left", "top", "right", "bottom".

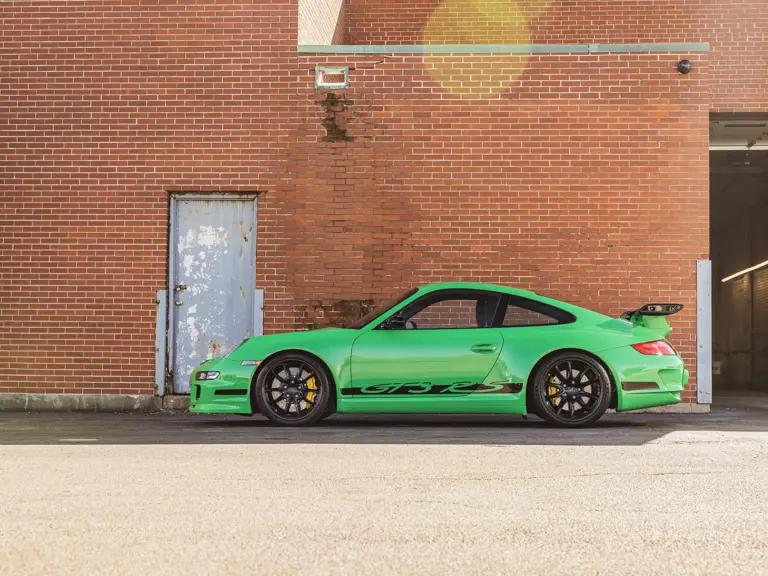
[{"left": 470, "top": 343, "right": 497, "bottom": 354}]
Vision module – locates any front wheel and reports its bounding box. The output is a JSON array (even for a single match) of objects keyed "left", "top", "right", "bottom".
[
  {"left": 253, "top": 353, "right": 332, "bottom": 426},
  {"left": 529, "top": 352, "right": 612, "bottom": 427}
]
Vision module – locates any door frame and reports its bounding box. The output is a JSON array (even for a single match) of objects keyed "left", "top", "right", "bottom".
[{"left": 163, "top": 193, "right": 259, "bottom": 396}]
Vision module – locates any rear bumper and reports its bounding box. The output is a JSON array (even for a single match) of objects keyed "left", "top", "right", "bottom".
[{"left": 600, "top": 347, "right": 688, "bottom": 412}]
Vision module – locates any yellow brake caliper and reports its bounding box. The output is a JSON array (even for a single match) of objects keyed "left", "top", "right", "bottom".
[
  {"left": 305, "top": 376, "right": 317, "bottom": 403},
  {"left": 547, "top": 376, "right": 559, "bottom": 406}
]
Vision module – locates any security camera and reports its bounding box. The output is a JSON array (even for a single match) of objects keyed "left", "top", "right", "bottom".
[{"left": 677, "top": 60, "right": 692, "bottom": 74}]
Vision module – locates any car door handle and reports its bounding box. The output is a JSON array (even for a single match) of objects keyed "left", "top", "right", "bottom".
[{"left": 470, "top": 343, "right": 497, "bottom": 354}]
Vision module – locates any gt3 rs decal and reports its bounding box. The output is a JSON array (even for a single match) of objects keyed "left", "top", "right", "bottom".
[{"left": 340, "top": 381, "right": 523, "bottom": 396}]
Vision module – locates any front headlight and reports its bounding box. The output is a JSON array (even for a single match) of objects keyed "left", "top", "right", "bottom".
[{"left": 196, "top": 371, "right": 220, "bottom": 381}]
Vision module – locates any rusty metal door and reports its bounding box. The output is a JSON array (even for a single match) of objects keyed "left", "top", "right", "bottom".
[{"left": 169, "top": 195, "right": 258, "bottom": 394}]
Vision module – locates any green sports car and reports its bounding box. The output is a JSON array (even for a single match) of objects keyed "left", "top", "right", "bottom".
[{"left": 189, "top": 282, "right": 688, "bottom": 427}]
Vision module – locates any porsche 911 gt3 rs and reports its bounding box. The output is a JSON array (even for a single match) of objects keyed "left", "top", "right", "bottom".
[{"left": 189, "top": 282, "right": 688, "bottom": 427}]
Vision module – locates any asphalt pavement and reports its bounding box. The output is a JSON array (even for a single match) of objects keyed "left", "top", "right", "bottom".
[{"left": 1, "top": 400, "right": 767, "bottom": 575}]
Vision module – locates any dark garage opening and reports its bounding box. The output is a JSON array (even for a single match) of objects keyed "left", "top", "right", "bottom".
[{"left": 711, "top": 113, "right": 768, "bottom": 395}]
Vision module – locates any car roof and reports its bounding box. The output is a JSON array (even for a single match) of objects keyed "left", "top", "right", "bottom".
[
  {"left": 413, "top": 282, "right": 595, "bottom": 321},
  {"left": 416, "top": 282, "right": 540, "bottom": 298}
]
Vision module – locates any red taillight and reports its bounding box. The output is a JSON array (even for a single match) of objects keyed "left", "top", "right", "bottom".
[{"left": 632, "top": 340, "right": 677, "bottom": 355}]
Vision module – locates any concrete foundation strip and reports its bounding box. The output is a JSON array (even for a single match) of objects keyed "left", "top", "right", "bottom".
[{"left": 298, "top": 43, "right": 709, "bottom": 54}]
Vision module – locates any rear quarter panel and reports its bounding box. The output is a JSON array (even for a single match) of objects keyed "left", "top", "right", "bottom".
[
  {"left": 491, "top": 312, "right": 684, "bottom": 409},
  {"left": 491, "top": 321, "right": 628, "bottom": 390}
]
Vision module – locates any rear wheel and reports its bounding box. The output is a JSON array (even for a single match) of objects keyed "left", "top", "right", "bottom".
[
  {"left": 530, "top": 352, "right": 612, "bottom": 427},
  {"left": 253, "top": 353, "right": 331, "bottom": 426}
]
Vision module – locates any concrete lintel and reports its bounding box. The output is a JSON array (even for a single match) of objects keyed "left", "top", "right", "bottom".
[
  {"left": 587, "top": 43, "right": 708, "bottom": 53},
  {"left": 298, "top": 43, "right": 709, "bottom": 55},
  {"left": 0, "top": 393, "right": 162, "bottom": 413}
]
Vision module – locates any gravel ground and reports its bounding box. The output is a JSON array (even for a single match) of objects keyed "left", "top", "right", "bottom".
[{"left": 1, "top": 405, "right": 767, "bottom": 575}]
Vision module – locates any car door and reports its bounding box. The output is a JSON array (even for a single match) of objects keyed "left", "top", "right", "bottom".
[{"left": 348, "top": 289, "right": 504, "bottom": 401}]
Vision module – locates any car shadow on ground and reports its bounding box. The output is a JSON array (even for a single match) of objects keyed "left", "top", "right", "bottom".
[{"left": 1, "top": 407, "right": 766, "bottom": 446}]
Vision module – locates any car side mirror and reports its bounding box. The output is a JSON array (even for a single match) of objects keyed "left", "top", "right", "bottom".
[{"left": 384, "top": 314, "right": 407, "bottom": 330}]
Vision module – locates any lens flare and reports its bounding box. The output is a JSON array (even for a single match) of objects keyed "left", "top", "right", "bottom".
[
  {"left": 422, "top": 0, "right": 531, "bottom": 46},
  {"left": 422, "top": 0, "right": 533, "bottom": 99}
]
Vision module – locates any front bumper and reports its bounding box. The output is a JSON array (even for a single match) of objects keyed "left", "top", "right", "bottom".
[
  {"left": 600, "top": 346, "right": 689, "bottom": 412},
  {"left": 188, "top": 360, "right": 255, "bottom": 415}
]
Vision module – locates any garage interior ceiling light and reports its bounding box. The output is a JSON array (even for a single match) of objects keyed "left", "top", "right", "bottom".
[
  {"left": 721, "top": 259, "right": 768, "bottom": 282},
  {"left": 710, "top": 146, "right": 768, "bottom": 151}
]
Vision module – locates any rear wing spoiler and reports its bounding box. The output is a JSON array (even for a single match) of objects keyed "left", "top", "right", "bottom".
[
  {"left": 619, "top": 303, "right": 684, "bottom": 321},
  {"left": 619, "top": 303, "right": 684, "bottom": 338}
]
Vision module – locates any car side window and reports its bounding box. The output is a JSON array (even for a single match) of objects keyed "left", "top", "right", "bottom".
[
  {"left": 401, "top": 290, "right": 502, "bottom": 329},
  {"left": 503, "top": 305, "right": 558, "bottom": 327},
  {"left": 501, "top": 296, "right": 575, "bottom": 327}
]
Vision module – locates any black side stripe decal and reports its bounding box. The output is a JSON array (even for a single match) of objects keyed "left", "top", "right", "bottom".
[{"left": 341, "top": 381, "right": 523, "bottom": 396}]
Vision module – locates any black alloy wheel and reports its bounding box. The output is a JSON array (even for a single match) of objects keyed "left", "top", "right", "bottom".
[
  {"left": 530, "top": 352, "right": 612, "bottom": 427},
  {"left": 253, "top": 353, "right": 331, "bottom": 426}
]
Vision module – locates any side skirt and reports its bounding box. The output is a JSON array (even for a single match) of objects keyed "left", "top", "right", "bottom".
[{"left": 336, "top": 395, "right": 526, "bottom": 415}]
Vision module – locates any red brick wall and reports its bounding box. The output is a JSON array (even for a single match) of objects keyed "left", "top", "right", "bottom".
[
  {"left": 710, "top": 1, "right": 768, "bottom": 112},
  {"left": 0, "top": 0, "right": 301, "bottom": 395},
  {"left": 343, "top": 0, "right": 768, "bottom": 112},
  {"left": 299, "top": 0, "right": 345, "bottom": 45},
  {"left": 1, "top": 1, "right": 710, "bottom": 403},
  {"left": 295, "top": 51, "right": 709, "bottom": 403}
]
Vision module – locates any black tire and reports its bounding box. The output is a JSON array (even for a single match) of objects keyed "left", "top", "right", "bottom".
[
  {"left": 253, "top": 353, "right": 332, "bottom": 426},
  {"left": 529, "top": 352, "right": 612, "bottom": 427}
]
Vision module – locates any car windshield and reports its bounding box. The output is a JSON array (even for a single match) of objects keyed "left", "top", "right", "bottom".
[{"left": 345, "top": 288, "right": 418, "bottom": 329}]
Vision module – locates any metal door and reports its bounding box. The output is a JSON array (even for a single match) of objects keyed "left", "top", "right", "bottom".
[{"left": 169, "top": 195, "right": 258, "bottom": 393}]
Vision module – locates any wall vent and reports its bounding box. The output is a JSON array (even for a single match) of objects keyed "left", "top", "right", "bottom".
[{"left": 315, "top": 66, "right": 349, "bottom": 89}]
